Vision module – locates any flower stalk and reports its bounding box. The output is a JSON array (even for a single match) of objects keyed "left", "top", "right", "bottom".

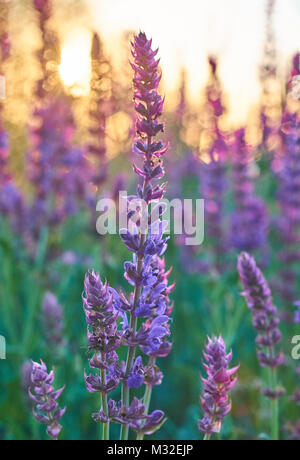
[
  {"left": 237, "top": 252, "right": 285, "bottom": 440},
  {"left": 198, "top": 336, "right": 239, "bottom": 440},
  {"left": 29, "top": 360, "right": 66, "bottom": 440},
  {"left": 83, "top": 32, "right": 173, "bottom": 441}
]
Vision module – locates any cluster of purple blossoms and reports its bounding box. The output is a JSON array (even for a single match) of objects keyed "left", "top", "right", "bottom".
[
  {"left": 29, "top": 361, "right": 66, "bottom": 440},
  {"left": 42, "top": 292, "right": 65, "bottom": 355},
  {"left": 83, "top": 32, "right": 173, "bottom": 440},
  {"left": 230, "top": 129, "right": 269, "bottom": 252},
  {"left": 83, "top": 271, "right": 122, "bottom": 398},
  {"left": 201, "top": 57, "right": 228, "bottom": 272},
  {"left": 198, "top": 336, "right": 239, "bottom": 439},
  {"left": 93, "top": 397, "right": 165, "bottom": 436},
  {"left": 237, "top": 252, "right": 284, "bottom": 399},
  {"left": 82, "top": 264, "right": 170, "bottom": 437}
]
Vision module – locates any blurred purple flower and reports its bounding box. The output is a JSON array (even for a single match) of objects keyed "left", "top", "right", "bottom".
[
  {"left": 28, "top": 97, "right": 91, "bottom": 235},
  {"left": 21, "top": 361, "right": 34, "bottom": 407},
  {"left": 88, "top": 32, "right": 113, "bottom": 191},
  {"left": 33, "top": 0, "right": 51, "bottom": 14},
  {"left": 201, "top": 58, "right": 228, "bottom": 271},
  {"left": 277, "top": 116, "right": 300, "bottom": 305},
  {"left": 230, "top": 129, "right": 269, "bottom": 253},
  {"left": 291, "top": 389, "right": 300, "bottom": 406},
  {"left": 294, "top": 301, "right": 300, "bottom": 324},
  {"left": 238, "top": 252, "right": 284, "bottom": 398},
  {"left": 42, "top": 292, "right": 65, "bottom": 353}
]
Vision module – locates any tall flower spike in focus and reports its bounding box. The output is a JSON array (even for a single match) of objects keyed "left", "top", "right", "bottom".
[
  {"left": 118, "top": 31, "right": 172, "bottom": 440},
  {"left": 198, "top": 336, "right": 239, "bottom": 440},
  {"left": 29, "top": 361, "right": 66, "bottom": 440},
  {"left": 83, "top": 32, "right": 172, "bottom": 441},
  {"left": 237, "top": 252, "right": 284, "bottom": 440}
]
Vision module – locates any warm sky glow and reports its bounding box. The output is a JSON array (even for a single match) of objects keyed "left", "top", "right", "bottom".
[
  {"left": 81, "top": 0, "right": 300, "bottom": 125},
  {"left": 59, "top": 29, "right": 91, "bottom": 97}
]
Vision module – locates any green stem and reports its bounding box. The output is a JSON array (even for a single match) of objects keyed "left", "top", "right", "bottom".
[
  {"left": 203, "top": 433, "right": 211, "bottom": 441},
  {"left": 120, "top": 174, "right": 150, "bottom": 440},
  {"left": 101, "top": 394, "right": 110, "bottom": 440},
  {"left": 101, "top": 367, "right": 110, "bottom": 440},
  {"left": 144, "top": 383, "right": 153, "bottom": 414},
  {"left": 136, "top": 383, "right": 153, "bottom": 441},
  {"left": 269, "top": 367, "right": 279, "bottom": 441},
  {"left": 120, "top": 338, "right": 137, "bottom": 440},
  {"left": 136, "top": 432, "right": 144, "bottom": 441},
  {"left": 120, "top": 250, "right": 145, "bottom": 440}
]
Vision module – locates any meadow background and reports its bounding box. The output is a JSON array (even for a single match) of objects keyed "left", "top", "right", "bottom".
[{"left": 0, "top": 0, "right": 299, "bottom": 440}]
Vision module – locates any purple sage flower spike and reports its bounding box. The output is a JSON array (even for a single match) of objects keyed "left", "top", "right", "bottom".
[
  {"left": 82, "top": 271, "right": 122, "bottom": 440},
  {"left": 198, "top": 336, "right": 239, "bottom": 440},
  {"left": 238, "top": 252, "right": 285, "bottom": 440},
  {"left": 29, "top": 360, "right": 66, "bottom": 440},
  {"left": 237, "top": 252, "right": 284, "bottom": 373},
  {"left": 83, "top": 32, "right": 173, "bottom": 441},
  {"left": 117, "top": 31, "right": 173, "bottom": 440}
]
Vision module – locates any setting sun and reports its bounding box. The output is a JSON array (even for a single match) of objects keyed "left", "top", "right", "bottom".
[{"left": 59, "top": 30, "right": 91, "bottom": 96}]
